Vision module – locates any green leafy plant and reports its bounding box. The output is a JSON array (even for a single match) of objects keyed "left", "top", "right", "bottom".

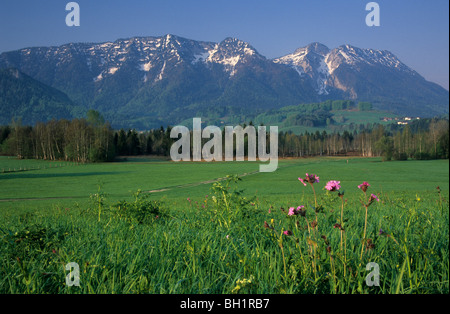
[
  {"left": 210, "top": 175, "right": 257, "bottom": 229},
  {"left": 111, "top": 190, "right": 166, "bottom": 225}
]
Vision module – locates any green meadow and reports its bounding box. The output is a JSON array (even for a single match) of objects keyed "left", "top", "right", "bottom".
[{"left": 0, "top": 156, "right": 448, "bottom": 294}]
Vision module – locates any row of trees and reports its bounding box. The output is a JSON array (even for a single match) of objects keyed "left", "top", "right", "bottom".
[
  {"left": 0, "top": 111, "right": 115, "bottom": 162},
  {"left": 278, "top": 119, "right": 449, "bottom": 160},
  {"left": 0, "top": 113, "right": 448, "bottom": 162}
]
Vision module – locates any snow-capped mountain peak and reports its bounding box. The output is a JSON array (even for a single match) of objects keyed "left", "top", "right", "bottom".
[
  {"left": 1, "top": 35, "right": 447, "bottom": 125},
  {"left": 274, "top": 42, "right": 419, "bottom": 96},
  {"left": 326, "top": 44, "right": 416, "bottom": 74},
  {"left": 274, "top": 43, "right": 332, "bottom": 95},
  {"left": 201, "top": 38, "right": 264, "bottom": 76}
]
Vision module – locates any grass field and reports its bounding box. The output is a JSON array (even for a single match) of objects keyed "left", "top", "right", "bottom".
[{"left": 0, "top": 156, "right": 448, "bottom": 294}]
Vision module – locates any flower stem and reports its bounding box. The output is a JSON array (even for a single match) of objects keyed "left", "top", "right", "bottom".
[
  {"left": 340, "top": 195, "right": 346, "bottom": 277},
  {"left": 296, "top": 240, "right": 306, "bottom": 274},
  {"left": 340, "top": 196, "right": 344, "bottom": 251},
  {"left": 310, "top": 183, "right": 319, "bottom": 232},
  {"left": 360, "top": 204, "right": 369, "bottom": 260},
  {"left": 330, "top": 253, "right": 337, "bottom": 293},
  {"left": 310, "top": 182, "right": 318, "bottom": 209},
  {"left": 279, "top": 234, "right": 287, "bottom": 279}
]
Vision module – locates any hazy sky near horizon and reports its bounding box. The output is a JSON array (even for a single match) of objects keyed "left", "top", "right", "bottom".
[{"left": 0, "top": 0, "right": 448, "bottom": 90}]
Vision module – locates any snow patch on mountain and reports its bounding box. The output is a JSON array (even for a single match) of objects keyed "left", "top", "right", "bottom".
[
  {"left": 317, "top": 59, "right": 330, "bottom": 95},
  {"left": 108, "top": 67, "right": 119, "bottom": 75},
  {"left": 192, "top": 51, "right": 210, "bottom": 64},
  {"left": 155, "top": 61, "right": 167, "bottom": 82},
  {"left": 244, "top": 47, "right": 255, "bottom": 56},
  {"left": 94, "top": 73, "right": 103, "bottom": 82},
  {"left": 139, "top": 62, "right": 153, "bottom": 72}
]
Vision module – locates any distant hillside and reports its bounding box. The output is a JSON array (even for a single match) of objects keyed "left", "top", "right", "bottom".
[
  {"left": 181, "top": 100, "right": 402, "bottom": 134},
  {"left": 0, "top": 68, "right": 76, "bottom": 125}
]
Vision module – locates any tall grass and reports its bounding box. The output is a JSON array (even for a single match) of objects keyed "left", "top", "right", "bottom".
[{"left": 0, "top": 174, "right": 448, "bottom": 294}]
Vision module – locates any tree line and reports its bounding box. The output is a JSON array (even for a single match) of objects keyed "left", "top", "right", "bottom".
[
  {"left": 278, "top": 118, "right": 449, "bottom": 160},
  {"left": 0, "top": 111, "right": 115, "bottom": 163},
  {"left": 0, "top": 111, "right": 448, "bottom": 162}
]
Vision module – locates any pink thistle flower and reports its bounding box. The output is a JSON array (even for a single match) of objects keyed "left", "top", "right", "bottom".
[
  {"left": 288, "top": 207, "right": 296, "bottom": 216},
  {"left": 299, "top": 173, "right": 319, "bottom": 185},
  {"left": 288, "top": 205, "right": 305, "bottom": 216},
  {"left": 369, "top": 194, "right": 380, "bottom": 203},
  {"left": 283, "top": 230, "right": 292, "bottom": 236},
  {"left": 325, "top": 180, "right": 341, "bottom": 192},
  {"left": 307, "top": 173, "right": 320, "bottom": 183},
  {"left": 358, "top": 182, "right": 370, "bottom": 192}
]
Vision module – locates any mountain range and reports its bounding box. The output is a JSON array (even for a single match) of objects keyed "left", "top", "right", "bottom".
[{"left": 0, "top": 34, "right": 448, "bottom": 129}]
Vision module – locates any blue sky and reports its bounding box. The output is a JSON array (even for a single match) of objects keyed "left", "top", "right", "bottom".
[{"left": 0, "top": 0, "right": 448, "bottom": 89}]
